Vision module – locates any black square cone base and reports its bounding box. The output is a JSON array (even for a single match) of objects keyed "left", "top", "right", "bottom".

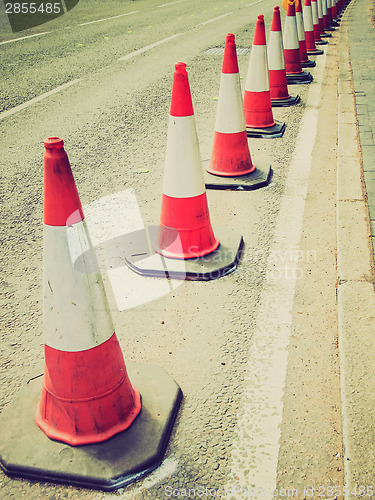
[
  {"left": 246, "top": 120, "right": 286, "bottom": 139},
  {"left": 321, "top": 32, "right": 332, "bottom": 37},
  {"left": 307, "top": 48, "right": 325, "bottom": 55},
  {"left": 0, "top": 363, "right": 182, "bottom": 491},
  {"left": 271, "top": 94, "right": 300, "bottom": 107},
  {"left": 315, "top": 39, "right": 328, "bottom": 45},
  {"left": 124, "top": 225, "right": 244, "bottom": 281},
  {"left": 286, "top": 71, "right": 313, "bottom": 85},
  {"left": 204, "top": 164, "right": 272, "bottom": 191},
  {"left": 301, "top": 59, "right": 316, "bottom": 68}
]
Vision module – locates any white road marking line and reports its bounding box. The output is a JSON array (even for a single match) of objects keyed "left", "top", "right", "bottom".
[
  {"left": 196, "top": 12, "right": 232, "bottom": 25},
  {"left": 245, "top": 0, "right": 265, "bottom": 6},
  {"left": 0, "top": 32, "right": 51, "bottom": 45},
  {"left": 118, "top": 12, "right": 233, "bottom": 61},
  {"left": 157, "top": 0, "right": 186, "bottom": 7},
  {"left": 226, "top": 52, "right": 327, "bottom": 498},
  {"left": 78, "top": 11, "right": 139, "bottom": 26},
  {"left": 0, "top": 79, "right": 82, "bottom": 120},
  {"left": 118, "top": 33, "right": 183, "bottom": 61}
]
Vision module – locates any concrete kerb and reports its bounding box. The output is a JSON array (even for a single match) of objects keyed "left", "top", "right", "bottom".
[{"left": 337, "top": 1, "right": 375, "bottom": 492}]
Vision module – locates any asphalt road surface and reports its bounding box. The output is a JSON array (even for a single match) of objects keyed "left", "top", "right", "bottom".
[{"left": 0, "top": 0, "right": 343, "bottom": 498}]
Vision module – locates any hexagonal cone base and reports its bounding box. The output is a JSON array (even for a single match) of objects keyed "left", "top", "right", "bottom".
[
  {"left": 0, "top": 363, "right": 182, "bottom": 491},
  {"left": 271, "top": 94, "right": 300, "bottom": 107},
  {"left": 306, "top": 48, "right": 325, "bottom": 55},
  {"left": 204, "top": 164, "right": 272, "bottom": 191},
  {"left": 246, "top": 120, "right": 286, "bottom": 139},
  {"left": 124, "top": 225, "right": 244, "bottom": 281},
  {"left": 301, "top": 59, "right": 316, "bottom": 67},
  {"left": 286, "top": 71, "right": 313, "bottom": 85}
]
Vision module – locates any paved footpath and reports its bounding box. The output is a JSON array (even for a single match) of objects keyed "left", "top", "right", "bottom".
[{"left": 337, "top": 0, "right": 375, "bottom": 494}]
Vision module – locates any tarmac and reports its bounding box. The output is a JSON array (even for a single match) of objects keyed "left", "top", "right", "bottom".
[{"left": 337, "top": 0, "right": 375, "bottom": 491}]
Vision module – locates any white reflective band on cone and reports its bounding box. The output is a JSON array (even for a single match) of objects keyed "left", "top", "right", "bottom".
[
  {"left": 312, "top": 0, "right": 319, "bottom": 24},
  {"left": 44, "top": 220, "right": 114, "bottom": 352},
  {"left": 215, "top": 73, "right": 246, "bottom": 134},
  {"left": 268, "top": 31, "right": 285, "bottom": 70},
  {"left": 284, "top": 16, "right": 299, "bottom": 50},
  {"left": 318, "top": 0, "right": 323, "bottom": 19},
  {"left": 163, "top": 115, "right": 205, "bottom": 198},
  {"left": 303, "top": 5, "right": 314, "bottom": 30},
  {"left": 245, "top": 45, "right": 270, "bottom": 92},
  {"left": 322, "top": 0, "right": 327, "bottom": 16},
  {"left": 296, "top": 12, "right": 305, "bottom": 41}
]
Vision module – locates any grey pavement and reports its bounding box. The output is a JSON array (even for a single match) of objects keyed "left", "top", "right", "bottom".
[
  {"left": 349, "top": 0, "right": 375, "bottom": 243},
  {"left": 337, "top": 0, "right": 375, "bottom": 493}
]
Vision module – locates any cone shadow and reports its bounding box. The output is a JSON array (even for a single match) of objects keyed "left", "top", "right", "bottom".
[
  {"left": 204, "top": 164, "right": 273, "bottom": 191},
  {"left": 124, "top": 226, "right": 244, "bottom": 281}
]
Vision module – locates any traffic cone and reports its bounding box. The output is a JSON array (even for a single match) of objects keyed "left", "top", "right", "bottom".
[
  {"left": 311, "top": 0, "right": 328, "bottom": 44},
  {"left": 124, "top": 62, "right": 244, "bottom": 280},
  {"left": 283, "top": 1, "right": 313, "bottom": 84},
  {"left": 295, "top": 0, "right": 316, "bottom": 67},
  {"left": 208, "top": 34, "right": 255, "bottom": 175},
  {"left": 205, "top": 34, "right": 272, "bottom": 191},
  {"left": 36, "top": 137, "right": 142, "bottom": 446},
  {"left": 322, "top": 0, "right": 333, "bottom": 29},
  {"left": 244, "top": 14, "right": 286, "bottom": 138},
  {"left": 327, "top": 0, "right": 340, "bottom": 27},
  {"left": 0, "top": 137, "right": 182, "bottom": 490},
  {"left": 317, "top": 0, "right": 332, "bottom": 36},
  {"left": 304, "top": 0, "right": 325, "bottom": 54},
  {"left": 331, "top": 0, "right": 339, "bottom": 22},
  {"left": 268, "top": 6, "right": 300, "bottom": 106},
  {"left": 155, "top": 62, "right": 219, "bottom": 259}
]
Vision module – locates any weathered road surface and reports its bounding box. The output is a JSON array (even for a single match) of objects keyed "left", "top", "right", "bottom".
[{"left": 0, "top": 0, "right": 345, "bottom": 498}]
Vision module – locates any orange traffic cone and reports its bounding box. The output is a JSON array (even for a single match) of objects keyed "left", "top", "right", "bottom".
[
  {"left": 36, "top": 137, "right": 142, "bottom": 446},
  {"left": 295, "top": 0, "right": 317, "bottom": 67},
  {"left": 323, "top": 0, "right": 337, "bottom": 29},
  {"left": 331, "top": 0, "right": 339, "bottom": 22},
  {"left": 317, "top": 0, "right": 332, "bottom": 37},
  {"left": 208, "top": 34, "right": 255, "bottom": 176},
  {"left": 304, "top": 0, "right": 325, "bottom": 54},
  {"left": 124, "top": 62, "right": 244, "bottom": 280},
  {"left": 268, "top": 6, "right": 300, "bottom": 106},
  {"left": 244, "top": 14, "right": 286, "bottom": 138},
  {"left": 155, "top": 62, "right": 219, "bottom": 259},
  {"left": 205, "top": 33, "right": 272, "bottom": 191},
  {"left": 311, "top": 0, "right": 328, "bottom": 44},
  {"left": 0, "top": 137, "right": 182, "bottom": 490},
  {"left": 284, "top": 1, "right": 313, "bottom": 84},
  {"left": 322, "top": 0, "right": 331, "bottom": 29}
]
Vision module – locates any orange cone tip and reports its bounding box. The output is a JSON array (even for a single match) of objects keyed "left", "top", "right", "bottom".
[
  {"left": 43, "top": 137, "right": 84, "bottom": 226},
  {"left": 222, "top": 33, "right": 239, "bottom": 73},
  {"left": 170, "top": 62, "right": 194, "bottom": 117},
  {"left": 271, "top": 6, "right": 282, "bottom": 31},
  {"left": 253, "top": 15, "right": 267, "bottom": 45}
]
